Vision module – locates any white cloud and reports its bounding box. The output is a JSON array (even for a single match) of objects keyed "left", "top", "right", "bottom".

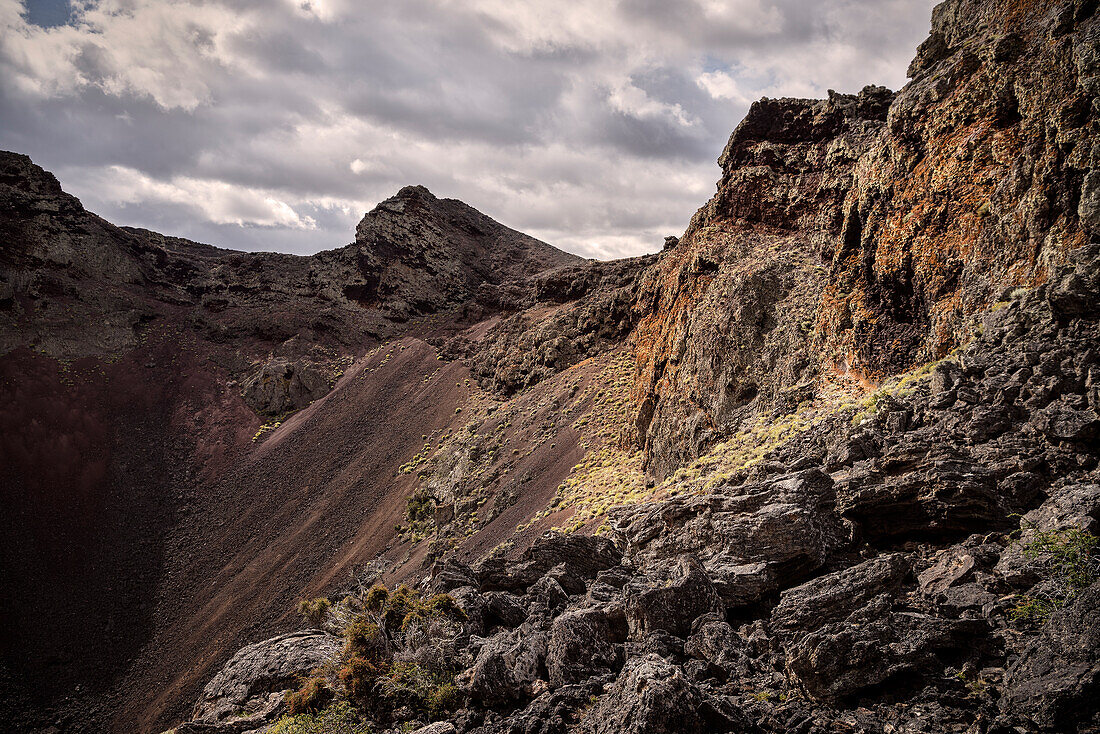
[
  {"left": 87, "top": 165, "right": 320, "bottom": 229},
  {"left": 0, "top": 0, "right": 938, "bottom": 258}
]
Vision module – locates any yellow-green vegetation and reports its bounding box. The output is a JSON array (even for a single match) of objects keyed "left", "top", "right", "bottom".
[
  {"left": 287, "top": 584, "right": 467, "bottom": 726},
  {"left": 297, "top": 597, "right": 332, "bottom": 628},
  {"left": 541, "top": 351, "right": 853, "bottom": 534},
  {"left": 1009, "top": 522, "right": 1099, "bottom": 624},
  {"left": 524, "top": 350, "right": 644, "bottom": 533},
  {"left": 847, "top": 354, "right": 957, "bottom": 425},
  {"left": 268, "top": 701, "right": 371, "bottom": 734},
  {"left": 252, "top": 419, "right": 283, "bottom": 441},
  {"left": 549, "top": 447, "right": 646, "bottom": 532}
]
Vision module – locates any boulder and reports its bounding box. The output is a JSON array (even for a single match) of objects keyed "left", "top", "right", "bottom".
[
  {"left": 1001, "top": 581, "right": 1100, "bottom": 730},
  {"left": 770, "top": 553, "right": 911, "bottom": 634},
  {"left": 546, "top": 607, "right": 625, "bottom": 687},
  {"left": 186, "top": 631, "right": 339, "bottom": 728},
  {"left": 582, "top": 654, "right": 746, "bottom": 734},
  {"left": 785, "top": 600, "right": 988, "bottom": 702},
  {"left": 473, "top": 532, "right": 622, "bottom": 593},
  {"left": 411, "top": 724, "right": 458, "bottom": 734},
  {"left": 610, "top": 469, "right": 845, "bottom": 606},
  {"left": 623, "top": 556, "right": 721, "bottom": 639},
  {"left": 684, "top": 620, "right": 753, "bottom": 681},
  {"left": 240, "top": 358, "right": 331, "bottom": 417},
  {"left": 837, "top": 444, "right": 1007, "bottom": 539}
]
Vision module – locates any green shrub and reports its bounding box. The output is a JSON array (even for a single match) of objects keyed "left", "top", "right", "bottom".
[
  {"left": 406, "top": 491, "right": 434, "bottom": 522},
  {"left": 268, "top": 701, "right": 371, "bottom": 734},
  {"left": 297, "top": 597, "right": 332, "bottom": 628},
  {"left": 1009, "top": 522, "right": 1099, "bottom": 623}
]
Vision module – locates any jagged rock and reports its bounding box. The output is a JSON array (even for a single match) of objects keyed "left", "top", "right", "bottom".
[
  {"left": 529, "top": 575, "right": 570, "bottom": 614},
  {"left": 459, "top": 635, "right": 521, "bottom": 705},
  {"left": 184, "top": 631, "right": 339, "bottom": 728},
  {"left": 496, "top": 678, "right": 610, "bottom": 734},
  {"left": 1048, "top": 244, "right": 1100, "bottom": 317},
  {"left": 837, "top": 444, "right": 1009, "bottom": 540},
  {"left": 460, "top": 627, "right": 550, "bottom": 704},
  {"left": 240, "top": 357, "right": 331, "bottom": 417},
  {"left": 918, "top": 547, "right": 979, "bottom": 595},
  {"left": 1034, "top": 396, "right": 1100, "bottom": 441},
  {"left": 473, "top": 532, "right": 622, "bottom": 593},
  {"left": 611, "top": 470, "right": 845, "bottom": 607},
  {"left": 449, "top": 586, "right": 490, "bottom": 636},
  {"left": 1001, "top": 581, "right": 1100, "bottom": 730},
  {"left": 784, "top": 598, "right": 988, "bottom": 702},
  {"left": 430, "top": 558, "right": 480, "bottom": 593},
  {"left": 546, "top": 607, "right": 626, "bottom": 688},
  {"left": 623, "top": 556, "right": 721, "bottom": 639},
  {"left": 484, "top": 591, "right": 529, "bottom": 630},
  {"left": 684, "top": 620, "right": 754, "bottom": 681},
  {"left": 411, "top": 724, "right": 458, "bottom": 734},
  {"left": 770, "top": 553, "right": 911, "bottom": 634},
  {"left": 582, "top": 654, "right": 747, "bottom": 734}
]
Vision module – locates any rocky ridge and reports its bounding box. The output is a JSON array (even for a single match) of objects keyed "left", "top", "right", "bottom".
[{"left": 630, "top": 0, "right": 1100, "bottom": 477}]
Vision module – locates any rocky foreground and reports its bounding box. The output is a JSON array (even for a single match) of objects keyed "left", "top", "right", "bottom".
[{"left": 174, "top": 245, "right": 1100, "bottom": 734}]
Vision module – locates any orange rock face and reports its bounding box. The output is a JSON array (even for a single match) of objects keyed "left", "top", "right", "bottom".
[{"left": 632, "top": 0, "right": 1098, "bottom": 477}]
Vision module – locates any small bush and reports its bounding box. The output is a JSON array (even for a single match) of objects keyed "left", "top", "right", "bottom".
[
  {"left": 297, "top": 597, "right": 332, "bottom": 628},
  {"left": 338, "top": 654, "right": 390, "bottom": 702},
  {"left": 332, "top": 584, "right": 466, "bottom": 721},
  {"left": 406, "top": 491, "right": 434, "bottom": 522},
  {"left": 1009, "top": 522, "right": 1099, "bottom": 623},
  {"left": 285, "top": 676, "right": 332, "bottom": 715},
  {"left": 268, "top": 701, "right": 371, "bottom": 734}
]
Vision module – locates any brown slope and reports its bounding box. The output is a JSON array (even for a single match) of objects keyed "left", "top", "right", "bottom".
[{"left": 118, "top": 338, "right": 473, "bottom": 731}]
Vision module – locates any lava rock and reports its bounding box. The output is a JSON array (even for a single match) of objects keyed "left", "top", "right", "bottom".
[{"left": 1001, "top": 581, "right": 1100, "bottom": 730}]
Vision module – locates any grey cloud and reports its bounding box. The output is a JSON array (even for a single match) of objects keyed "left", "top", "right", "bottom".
[{"left": 0, "top": 0, "right": 937, "bottom": 257}]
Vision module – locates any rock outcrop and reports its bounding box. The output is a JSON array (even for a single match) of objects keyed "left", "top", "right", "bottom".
[{"left": 631, "top": 0, "right": 1100, "bottom": 478}]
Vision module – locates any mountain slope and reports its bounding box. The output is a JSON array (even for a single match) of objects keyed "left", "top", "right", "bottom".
[
  {"left": 0, "top": 154, "right": 588, "bottom": 732},
  {"left": 1, "top": 0, "right": 1099, "bottom": 731}
]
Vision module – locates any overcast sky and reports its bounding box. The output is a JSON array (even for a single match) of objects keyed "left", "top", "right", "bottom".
[{"left": 1, "top": 0, "right": 937, "bottom": 259}]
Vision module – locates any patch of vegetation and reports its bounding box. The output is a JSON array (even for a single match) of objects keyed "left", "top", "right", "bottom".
[
  {"left": 286, "top": 584, "right": 467, "bottom": 726},
  {"left": 405, "top": 489, "right": 434, "bottom": 523},
  {"left": 268, "top": 701, "right": 371, "bottom": 734},
  {"left": 285, "top": 675, "right": 333, "bottom": 715},
  {"left": 297, "top": 597, "right": 332, "bottom": 628},
  {"left": 1009, "top": 522, "right": 1100, "bottom": 624}
]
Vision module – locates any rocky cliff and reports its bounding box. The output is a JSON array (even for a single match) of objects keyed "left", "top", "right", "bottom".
[
  {"left": 2, "top": 0, "right": 1099, "bottom": 732},
  {"left": 630, "top": 0, "right": 1099, "bottom": 477}
]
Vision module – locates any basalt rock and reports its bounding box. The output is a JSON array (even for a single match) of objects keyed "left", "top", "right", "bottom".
[
  {"left": 610, "top": 469, "right": 846, "bottom": 606},
  {"left": 1001, "top": 581, "right": 1100, "bottom": 731},
  {"left": 472, "top": 531, "right": 622, "bottom": 593},
  {"left": 179, "top": 631, "right": 339, "bottom": 731},
  {"left": 581, "top": 654, "right": 749, "bottom": 734},
  {"left": 240, "top": 357, "right": 332, "bottom": 417}
]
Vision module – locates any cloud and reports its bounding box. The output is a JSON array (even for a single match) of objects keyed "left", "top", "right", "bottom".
[{"left": 0, "top": 0, "right": 937, "bottom": 258}]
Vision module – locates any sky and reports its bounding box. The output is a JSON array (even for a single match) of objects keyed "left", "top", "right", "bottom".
[{"left": 0, "top": 0, "right": 938, "bottom": 259}]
